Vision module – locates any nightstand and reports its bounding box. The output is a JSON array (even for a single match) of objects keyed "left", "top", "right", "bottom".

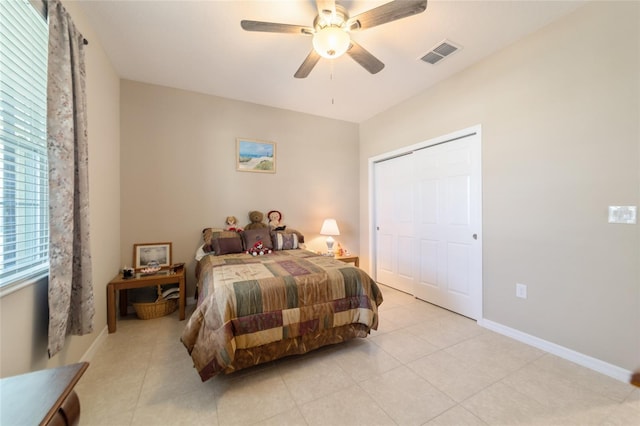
[
  {"left": 335, "top": 254, "right": 359, "bottom": 267},
  {"left": 107, "top": 267, "right": 186, "bottom": 333}
]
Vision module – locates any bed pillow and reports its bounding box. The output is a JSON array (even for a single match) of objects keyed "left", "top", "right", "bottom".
[
  {"left": 211, "top": 231, "right": 244, "bottom": 255},
  {"left": 202, "top": 227, "right": 225, "bottom": 252},
  {"left": 242, "top": 228, "right": 274, "bottom": 251},
  {"left": 291, "top": 229, "right": 305, "bottom": 243},
  {"left": 272, "top": 231, "right": 299, "bottom": 250}
]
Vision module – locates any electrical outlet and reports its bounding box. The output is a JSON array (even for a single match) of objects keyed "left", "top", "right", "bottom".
[{"left": 516, "top": 283, "right": 527, "bottom": 299}]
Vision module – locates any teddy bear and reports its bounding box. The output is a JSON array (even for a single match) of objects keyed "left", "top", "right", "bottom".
[
  {"left": 244, "top": 210, "right": 267, "bottom": 230},
  {"left": 246, "top": 240, "right": 272, "bottom": 256},
  {"left": 225, "top": 216, "right": 243, "bottom": 232}
]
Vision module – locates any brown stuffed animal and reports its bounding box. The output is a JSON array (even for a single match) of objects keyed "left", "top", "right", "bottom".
[{"left": 244, "top": 210, "right": 267, "bottom": 230}]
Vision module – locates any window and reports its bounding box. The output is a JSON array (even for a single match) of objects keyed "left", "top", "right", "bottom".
[{"left": 0, "top": 0, "right": 49, "bottom": 290}]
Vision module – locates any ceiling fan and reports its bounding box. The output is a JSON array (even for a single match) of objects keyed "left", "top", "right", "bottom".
[{"left": 240, "top": 0, "right": 428, "bottom": 78}]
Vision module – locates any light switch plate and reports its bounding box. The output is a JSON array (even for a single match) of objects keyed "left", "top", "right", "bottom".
[
  {"left": 516, "top": 283, "right": 527, "bottom": 299},
  {"left": 608, "top": 206, "right": 637, "bottom": 224}
]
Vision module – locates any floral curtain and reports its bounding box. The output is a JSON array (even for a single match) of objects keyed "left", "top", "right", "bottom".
[{"left": 47, "top": 0, "right": 94, "bottom": 357}]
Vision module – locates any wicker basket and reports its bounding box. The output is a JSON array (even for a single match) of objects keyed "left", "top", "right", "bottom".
[{"left": 132, "top": 285, "right": 178, "bottom": 320}]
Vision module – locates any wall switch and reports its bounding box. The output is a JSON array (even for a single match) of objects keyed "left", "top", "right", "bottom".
[
  {"left": 608, "top": 206, "right": 637, "bottom": 224},
  {"left": 516, "top": 283, "right": 527, "bottom": 299}
]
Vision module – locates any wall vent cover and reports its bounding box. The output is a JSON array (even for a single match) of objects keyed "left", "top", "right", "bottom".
[{"left": 421, "top": 40, "right": 462, "bottom": 65}]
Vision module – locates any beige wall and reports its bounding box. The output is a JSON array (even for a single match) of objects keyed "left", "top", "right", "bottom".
[
  {"left": 0, "top": 1, "right": 121, "bottom": 377},
  {"left": 359, "top": 2, "right": 639, "bottom": 372},
  {"left": 120, "top": 81, "right": 359, "bottom": 296}
]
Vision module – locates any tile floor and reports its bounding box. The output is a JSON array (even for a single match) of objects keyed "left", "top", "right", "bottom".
[{"left": 76, "top": 284, "right": 639, "bottom": 425}]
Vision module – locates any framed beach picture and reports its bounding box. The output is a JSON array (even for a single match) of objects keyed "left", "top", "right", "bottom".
[
  {"left": 236, "top": 138, "right": 276, "bottom": 173},
  {"left": 133, "top": 242, "right": 172, "bottom": 269}
]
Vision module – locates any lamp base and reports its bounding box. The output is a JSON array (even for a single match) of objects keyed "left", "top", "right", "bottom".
[{"left": 325, "top": 236, "right": 335, "bottom": 256}]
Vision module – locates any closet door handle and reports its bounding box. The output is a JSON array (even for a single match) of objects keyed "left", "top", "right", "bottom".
[{"left": 472, "top": 233, "right": 478, "bottom": 240}]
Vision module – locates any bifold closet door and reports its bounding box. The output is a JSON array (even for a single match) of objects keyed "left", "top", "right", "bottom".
[{"left": 374, "top": 153, "right": 416, "bottom": 294}]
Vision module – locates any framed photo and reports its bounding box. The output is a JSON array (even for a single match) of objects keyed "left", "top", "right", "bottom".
[
  {"left": 236, "top": 138, "right": 276, "bottom": 173},
  {"left": 133, "top": 242, "right": 172, "bottom": 269}
]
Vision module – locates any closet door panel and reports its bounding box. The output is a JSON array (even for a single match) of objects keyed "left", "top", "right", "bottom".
[
  {"left": 413, "top": 134, "right": 481, "bottom": 319},
  {"left": 374, "top": 154, "right": 415, "bottom": 294}
]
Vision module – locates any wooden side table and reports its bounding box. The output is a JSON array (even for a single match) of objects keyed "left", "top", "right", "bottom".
[
  {"left": 335, "top": 254, "right": 359, "bottom": 267},
  {"left": 0, "top": 362, "right": 89, "bottom": 426},
  {"left": 107, "top": 267, "right": 186, "bottom": 333}
]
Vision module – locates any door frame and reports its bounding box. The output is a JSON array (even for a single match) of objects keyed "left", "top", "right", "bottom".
[{"left": 368, "top": 125, "right": 483, "bottom": 317}]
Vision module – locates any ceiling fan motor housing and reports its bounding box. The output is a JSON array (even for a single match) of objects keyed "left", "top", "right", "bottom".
[{"left": 313, "top": 4, "right": 348, "bottom": 30}]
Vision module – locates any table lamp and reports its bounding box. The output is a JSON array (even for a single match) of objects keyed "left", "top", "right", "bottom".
[{"left": 320, "top": 218, "right": 340, "bottom": 255}]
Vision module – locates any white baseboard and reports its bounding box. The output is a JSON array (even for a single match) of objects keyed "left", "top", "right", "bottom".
[
  {"left": 80, "top": 325, "right": 108, "bottom": 363},
  {"left": 478, "top": 318, "right": 632, "bottom": 384}
]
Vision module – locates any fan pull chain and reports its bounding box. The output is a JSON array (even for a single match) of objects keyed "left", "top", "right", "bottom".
[
  {"left": 330, "top": 62, "right": 335, "bottom": 105},
  {"left": 331, "top": 72, "right": 334, "bottom": 105}
]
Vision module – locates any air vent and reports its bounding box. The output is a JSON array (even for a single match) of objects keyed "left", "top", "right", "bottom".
[
  {"left": 421, "top": 51, "right": 444, "bottom": 65},
  {"left": 420, "top": 39, "right": 462, "bottom": 65}
]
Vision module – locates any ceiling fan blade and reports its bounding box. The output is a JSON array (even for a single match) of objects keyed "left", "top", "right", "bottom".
[
  {"left": 346, "top": 41, "right": 384, "bottom": 74},
  {"left": 316, "top": 0, "right": 336, "bottom": 17},
  {"left": 294, "top": 49, "right": 321, "bottom": 79},
  {"left": 241, "top": 20, "right": 313, "bottom": 35},
  {"left": 346, "top": 0, "right": 428, "bottom": 31}
]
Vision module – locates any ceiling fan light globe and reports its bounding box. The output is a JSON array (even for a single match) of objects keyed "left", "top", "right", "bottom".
[{"left": 312, "top": 26, "right": 350, "bottom": 59}]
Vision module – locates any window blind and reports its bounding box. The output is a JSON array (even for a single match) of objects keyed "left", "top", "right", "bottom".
[{"left": 0, "top": 0, "right": 49, "bottom": 288}]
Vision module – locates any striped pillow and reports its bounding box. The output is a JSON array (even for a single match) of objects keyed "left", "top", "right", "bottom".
[{"left": 272, "top": 232, "right": 298, "bottom": 250}]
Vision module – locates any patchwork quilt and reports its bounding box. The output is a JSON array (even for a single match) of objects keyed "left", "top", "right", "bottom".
[{"left": 181, "top": 249, "right": 383, "bottom": 381}]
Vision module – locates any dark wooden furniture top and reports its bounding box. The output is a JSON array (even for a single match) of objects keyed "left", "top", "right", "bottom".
[{"left": 0, "top": 362, "right": 89, "bottom": 426}]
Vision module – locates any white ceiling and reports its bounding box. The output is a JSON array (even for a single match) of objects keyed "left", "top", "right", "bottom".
[{"left": 75, "top": 0, "right": 588, "bottom": 123}]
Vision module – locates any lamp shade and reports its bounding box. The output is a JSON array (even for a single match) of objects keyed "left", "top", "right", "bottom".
[
  {"left": 312, "top": 26, "right": 350, "bottom": 59},
  {"left": 320, "top": 218, "right": 340, "bottom": 236}
]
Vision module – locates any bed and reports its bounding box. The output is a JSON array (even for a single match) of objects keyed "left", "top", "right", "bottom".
[{"left": 180, "top": 227, "right": 383, "bottom": 382}]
